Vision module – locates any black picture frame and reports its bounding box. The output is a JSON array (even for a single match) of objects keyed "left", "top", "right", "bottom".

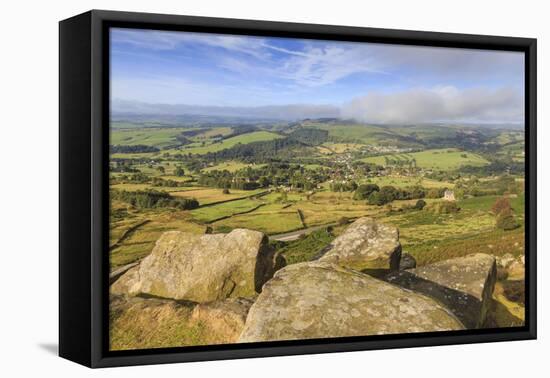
[{"left": 59, "top": 9, "right": 537, "bottom": 368}]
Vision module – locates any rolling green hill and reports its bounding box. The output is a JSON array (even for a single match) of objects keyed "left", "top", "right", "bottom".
[{"left": 361, "top": 148, "right": 490, "bottom": 170}]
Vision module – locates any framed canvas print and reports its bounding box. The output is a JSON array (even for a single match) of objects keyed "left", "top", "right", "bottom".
[{"left": 59, "top": 10, "right": 536, "bottom": 368}]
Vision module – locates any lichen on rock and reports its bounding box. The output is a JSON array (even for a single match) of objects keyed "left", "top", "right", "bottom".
[
  {"left": 111, "top": 229, "right": 285, "bottom": 302},
  {"left": 318, "top": 217, "right": 402, "bottom": 271},
  {"left": 239, "top": 261, "right": 464, "bottom": 343},
  {"left": 386, "top": 253, "right": 497, "bottom": 328}
]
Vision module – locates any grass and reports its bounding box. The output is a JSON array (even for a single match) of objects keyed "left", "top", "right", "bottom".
[
  {"left": 110, "top": 183, "right": 188, "bottom": 193},
  {"left": 110, "top": 130, "right": 283, "bottom": 158},
  {"left": 173, "top": 131, "right": 284, "bottom": 155},
  {"left": 361, "top": 148, "right": 490, "bottom": 170},
  {"left": 110, "top": 298, "right": 207, "bottom": 350},
  {"left": 320, "top": 142, "right": 364, "bottom": 153},
  {"left": 189, "top": 198, "right": 263, "bottom": 223},
  {"left": 296, "top": 191, "right": 381, "bottom": 226},
  {"left": 171, "top": 187, "right": 264, "bottom": 205},
  {"left": 305, "top": 123, "right": 422, "bottom": 147},
  {"left": 109, "top": 209, "right": 205, "bottom": 268},
  {"left": 275, "top": 229, "right": 336, "bottom": 265},
  {"left": 192, "top": 127, "right": 233, "bottom": 139},
  {"left": 110, "top": 127, "right": 191, "bottom": 148},
  {"left": 363, "top": 176, "right": 454, "bottom": 189},
  {"left": 202, "top": 161, "right": 265, "bottom": 173},
  {"left": 491, "top": 131, "right": 524, "bottom": 145},
  {"left": 214, "top": 208, "right": 303, "bottom": 234}
]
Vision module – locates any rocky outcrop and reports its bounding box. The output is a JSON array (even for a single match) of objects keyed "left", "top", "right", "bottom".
[
  {"left": 399, "top": 252, "right": 417, "bottom": 270},
  {"left": 111, "top": 266, "right": 140, "bottom": 296},
  {"left": 496, "top": 253, "right": 525, "bottom": 280},
  {"left": 191, "top": 298, "right": 254, "bottom": 343},
  {"left": 386, "top": 253, "right": 497, "bottom": 328},
  {"left": 111, "top": 229, "right": 285, "bottom": 302},
  {"left": 239, "top": 261, "right": 464, "bottom": 342},
  {"left": 319, "top": 217, "right": 401, "bottom": 271},
  {"left": 110, "top": 262, "right": 139, "bottom": 284}
]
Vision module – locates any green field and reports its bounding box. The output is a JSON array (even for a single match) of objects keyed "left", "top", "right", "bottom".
[
  {"left": 362, "top": 148, "right": 490, "bottom": 170},
  {"left": 214, "top": 208, "right": 304, "bottom": 234},
  {"left": 110, "top": 130, "right": 284, "bottom": 158},
  {"left": 363, "top": 176, "right": 454, "bottom": 189},
  {"left": 171, "top": 187, "right": 264, "bottom": 205},
  {"left": 381, "top": 194, "right": 525, "bottom": 265},
  {"left": 109, "top": 205, "right": 205, "bottom": 268},
  {"left": 189, "top": 198, "right": 264, "bottom": 223},
  {"left": 305, "top": 123, "right": 423, "bottom": 147},
  {"left": 109, "top": 122, "right": 526, "bottom": 337},
  {"left": 110, "top": 127, "right": 191, "bottom": 148},
  {"left": 179, "top": 131, "right": 283, "bottom": 155},
  {"left": 202, "top": 161, "right": 265, "bottom": 173}
]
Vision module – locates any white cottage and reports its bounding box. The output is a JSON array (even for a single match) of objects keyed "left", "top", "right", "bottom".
[{"left": 443, "top": 190, "right": 456, "bottom": 201}]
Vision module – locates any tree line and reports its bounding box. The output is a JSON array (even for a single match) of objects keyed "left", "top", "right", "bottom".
[{"left": 111, "top": 189, "right": 199, "bottom": 210}]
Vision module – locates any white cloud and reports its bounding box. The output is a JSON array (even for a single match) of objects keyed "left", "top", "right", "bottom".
[
  {"left": 276, "top": 44, "right": 385, "bottom": 87},
  {"left": 341, "top": 86, "right": 524, "bottom": 124},
  {"left": 111, "top": 28, "right": 270, "bottom": 59}
]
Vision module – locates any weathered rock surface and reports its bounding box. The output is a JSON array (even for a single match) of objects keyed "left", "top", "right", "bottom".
[
  {"left": 399, "top": 252, "right": 417, "bottom": 270},
  {"left": 496, "top": 253, "right": 525, "bottom": 280},
  {"left": 111, "top": 229, "right": 284, "bottom": 302},
  {"left": 319, "top": 217, "right": 402, "bottom": 271},
  {"left": 239, "top": 261, "right": 463, "bottom": 342},
  {"left": 110, "top": 262, "right": 140, "bottom": 284},
  {"left": 110, "top": 266, "right": 140, "bottom": 296},
  {"left": 386, "top": 253, "right": 497, "bottom": 328},
  {"left": 191, "top": 298, "right": 254, "bottom": 343}
]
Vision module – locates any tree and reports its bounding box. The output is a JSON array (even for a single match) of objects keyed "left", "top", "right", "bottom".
[
  {"left": 432, "top": 201, "right": 460, "bottom": 214},
  {"left": 157, "top": 166, "right": 165, "bottom": 174},
  {"left": 353, "top": 184, "right": 380, "bottom": 200},
  {"left": 426, "top": 188, "right": 445, "bottom": 199},
  {"left": 496, "top": 208, "right": 519, "bottom": 230},
  {"left": 379, "top": 186, "right": 398, "bottom": 202},
  {"left": 492, "top": 197, "right": 512, "bottom": 215},
  {"left": 368, "top": 191, "right": 388, "bottom": 206},
  {"left": 258, "top": 176, "right": 270, "bottom": 188},
  {"left": 414, "top": 199, "right": 427, "bottom": 210},
  {"left": 174, "top": 167, "right": 185, "bottom": 177}
]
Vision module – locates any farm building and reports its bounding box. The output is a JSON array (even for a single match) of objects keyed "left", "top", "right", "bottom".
[{"left": 443, "top": 190, "right": 456, "bottom": 201}]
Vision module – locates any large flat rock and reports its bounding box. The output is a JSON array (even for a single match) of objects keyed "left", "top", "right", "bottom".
[
  {"left": 239, "top": 261, "right": 464, "bottom": 342},
  {"left": 111, "top": 229, "right": 284, "bottom": 302},
  {"left": 319, "top": 217, "right": 402, "bottom": 271},
  {"left": 386, "top": 253, "right": 497, "bottom": 328}
]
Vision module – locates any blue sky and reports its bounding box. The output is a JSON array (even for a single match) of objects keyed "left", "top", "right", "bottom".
[{"left": 110, "top": 28, "right": 524, "bottom": 123}]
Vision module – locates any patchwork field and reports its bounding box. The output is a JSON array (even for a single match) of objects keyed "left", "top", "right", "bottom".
[
  {"left": 361, "top": 148, "right": 490, "bottom": 170},
  {"left": 171, "top": 187, "right": 265, "bottom": 205},
  {"left": 363, "top": 176, "right": 454, "bottom": 189},
  {"left": 176, "top": 131, "right": 284, "bottom": 155},
  {"left": 109, "top": 121, "right": 526, "bottom": 344},
  {"left": 202, "top": 161, "right": 265, "bottom": 173},
  {"left": 110, "top": 127, "right": 191, "bottom": 148}
]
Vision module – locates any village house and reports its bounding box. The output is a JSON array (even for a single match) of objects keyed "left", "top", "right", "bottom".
[{"left": 443, "top": 189, "right": 456, "bottom": 201}]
